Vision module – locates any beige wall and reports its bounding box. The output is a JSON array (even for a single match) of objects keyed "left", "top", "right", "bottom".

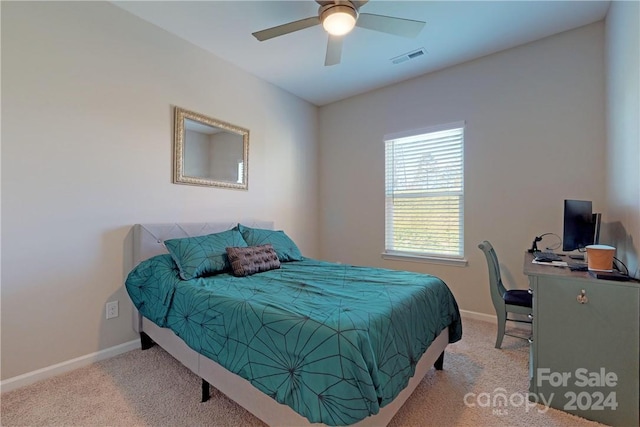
[
  {"left": 1, "top": 2, "right": 319, "bottom": 380},
  {"left": 3, "top": 1, "right": 636, "bottom": 384},
  {"left": 605, "top": 0, "right": 640, "bottom": 279},
  {"left": 318, "top": 23, "right": 607, "bottom": 316}
]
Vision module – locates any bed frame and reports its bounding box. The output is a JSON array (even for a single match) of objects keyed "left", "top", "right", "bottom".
[{"left": 130, "top": 222, "right": 450, "bottom": 426}]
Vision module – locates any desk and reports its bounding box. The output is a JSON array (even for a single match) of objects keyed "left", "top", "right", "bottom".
[{"left": 524, "top": 252, "right": 639, "bottom": 426}]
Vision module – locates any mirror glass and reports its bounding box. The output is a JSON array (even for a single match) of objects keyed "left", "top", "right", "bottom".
[{"left": 174, "top": 107, "right": 249, "bottom": 189}]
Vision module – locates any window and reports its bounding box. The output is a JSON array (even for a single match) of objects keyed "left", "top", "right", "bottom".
[{"left": 384, "top": 122, "right": 465, "bottom": 262}]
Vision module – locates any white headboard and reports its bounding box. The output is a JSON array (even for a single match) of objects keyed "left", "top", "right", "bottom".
[{"left": 132, "top": 220, "right": 274, "bottom": 267}]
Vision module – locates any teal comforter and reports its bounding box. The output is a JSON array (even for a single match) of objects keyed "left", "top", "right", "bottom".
[{"left": 126, "top": 256, "right": 462, "bottom": 425}]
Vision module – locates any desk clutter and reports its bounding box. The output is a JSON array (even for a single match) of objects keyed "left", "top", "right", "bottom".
[
  {"left": 532, "top": 259, "right": 568, "bottom": 267},
  {"left": 568, "top": 261, "right": 588, "bottom": 271},
  {"left": 531, "top": 252, "right": 631, "bottom": 281},
  {"left": 532, "top": 250, "right": 563, "bottom": 262},
  {"left": 588, "top": 270, "right": 632, "bottom": 281}
]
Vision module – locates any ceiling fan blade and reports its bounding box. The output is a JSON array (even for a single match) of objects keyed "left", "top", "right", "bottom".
[
  {"left": 252, "top": 16, "right": 320, "bottom": 41},
  {"left": 356, "top": 13, "right": 425, "bottom": 38},
  {"left": 325, "top": 35, "right": 343, "bottom": 66},
  {"left": 350, "top": 0, "right": 369, "bottom": 11}
]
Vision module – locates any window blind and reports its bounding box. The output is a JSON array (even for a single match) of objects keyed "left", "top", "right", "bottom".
[{"left": 384, "top": 124, "right": 464, "bottom": 258}]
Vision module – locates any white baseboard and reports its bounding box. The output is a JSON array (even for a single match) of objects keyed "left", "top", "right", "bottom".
[
  {"left": 459, "top": 309, "right": 497, "bottom": 324},
  {"left": 1, "top": 339, "right": 140, "bottom": 393},
  {"left": 1, "top": 311, "right": 495, "bottom": 394}
]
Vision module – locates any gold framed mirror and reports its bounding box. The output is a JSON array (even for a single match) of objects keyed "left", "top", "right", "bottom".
[{"left": 173, "top": 107, "right": 249, "bottom": 189}]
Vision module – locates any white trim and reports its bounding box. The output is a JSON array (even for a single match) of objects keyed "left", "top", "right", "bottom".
[
  {"left": 381, "top": 251, "right": 468, "bottom": 267},
  {"left": 384, "top": 123, "right": 466, "bottom": 260},
  {"left": 459, "top": 309, "right": 497, "bottom": 324},
  {"left": 0, "top": 340, "right": 140, "bottom": 393},
  {"left": 384, "top": 120, "right": 466, "bottom": 141},
  {"left": 0, "top": 312, "right": 490, "bottom": 396}
]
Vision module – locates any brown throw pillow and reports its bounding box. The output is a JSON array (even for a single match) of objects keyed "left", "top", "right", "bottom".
[{"left": 226, "top": 244, "right": 281, "bottom": 277}]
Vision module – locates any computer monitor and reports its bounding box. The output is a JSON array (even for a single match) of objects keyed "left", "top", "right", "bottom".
[{"left": 562, "top": 199, "right": 600, "bottom": 251}]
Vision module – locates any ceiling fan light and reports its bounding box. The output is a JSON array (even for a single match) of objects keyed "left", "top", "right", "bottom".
[{"left": 321, "top": 5, "right": 357, "bottom": 36}]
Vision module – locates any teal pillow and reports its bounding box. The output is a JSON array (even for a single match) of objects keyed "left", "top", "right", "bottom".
[
  {"left": 237, "top": 224, "right": 303, "bottom": 262},
  {"left": 164, "top": 229, "right": 248, "bottom": 280}
]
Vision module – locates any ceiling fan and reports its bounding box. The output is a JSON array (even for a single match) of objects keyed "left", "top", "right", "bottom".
[{"left": 252, "top": 0, "right": 426, "bottom": 66}]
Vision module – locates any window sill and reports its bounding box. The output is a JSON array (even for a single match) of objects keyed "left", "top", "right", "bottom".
[{"left": 381, "top": 252, "right": 468, "bottom": 267}]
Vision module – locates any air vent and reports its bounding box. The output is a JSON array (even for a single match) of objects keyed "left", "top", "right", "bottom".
[{"left": 390, "top": 48, "right": 426, "bottom": 65}]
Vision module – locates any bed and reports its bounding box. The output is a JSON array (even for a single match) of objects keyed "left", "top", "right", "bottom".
[{"left": 125, "top": 222, "right": 462, "bottom": 426}]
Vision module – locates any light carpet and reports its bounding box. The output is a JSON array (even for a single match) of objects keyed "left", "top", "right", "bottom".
[{"left": 1, "top": 318, "right": 606, "bottom": 426}]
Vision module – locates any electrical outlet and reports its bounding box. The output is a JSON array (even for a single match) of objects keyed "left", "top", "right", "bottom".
[{"left": 106, "top": 301, "right": 119, "bottom": 319}]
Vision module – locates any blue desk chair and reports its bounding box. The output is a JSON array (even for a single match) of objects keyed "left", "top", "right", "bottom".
[{"left": 478, "top": 241, "right": 532, "bottom": 348}]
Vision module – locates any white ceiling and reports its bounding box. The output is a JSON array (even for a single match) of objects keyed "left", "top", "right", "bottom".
[{"left": 113, "top": 1, "right": 611, "bottom": 106}]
